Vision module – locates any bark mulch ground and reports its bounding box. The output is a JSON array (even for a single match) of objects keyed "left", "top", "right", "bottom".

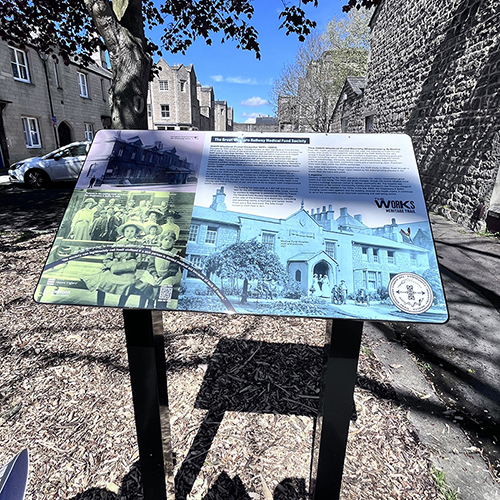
[{"left": 0, "top": 231, "right": 441, "bottom": 499}]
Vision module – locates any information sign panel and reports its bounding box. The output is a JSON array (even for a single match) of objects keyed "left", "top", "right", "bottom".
[{"left": 35, "top": 130, "right": 448, "bottom": 323}]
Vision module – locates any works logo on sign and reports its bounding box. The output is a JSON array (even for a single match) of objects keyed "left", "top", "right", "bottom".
[{"left": 375, "top": 198, "right": 416, "bottom": 213}]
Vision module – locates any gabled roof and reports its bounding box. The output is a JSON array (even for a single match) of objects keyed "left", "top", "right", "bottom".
[{"left": 346, "top": 76, "right": 367, "bottom": 95}]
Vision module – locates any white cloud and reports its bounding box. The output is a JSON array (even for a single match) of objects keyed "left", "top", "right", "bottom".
[
  {"left": 226, "top": 76, "right": 257, "bottom": 85},
  {"left": 210, "top": 75, "right": 258, "bottom": 85},
  {"left": 241, "top": 96, "right": 269, "bottom": 107}
]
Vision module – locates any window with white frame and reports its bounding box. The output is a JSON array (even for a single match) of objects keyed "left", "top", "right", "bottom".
[
  {"left": 187, "top": 255, "right": 205, "bottom": 278},
  {"left": 22, "top": 117, "right": 41, "bottom": 148},
  {"left": 188, "top": 225, "right": 199, "bottom": 242},
  {"left": 159, "top": 80, "right": 168, "bottom": 90},
  {"left": 325, "top": 241, "right": 336, "bottom": 259},
  {"left": 161, "top": 104, "right": 170, "bottom": 118},
  {"left": 387, "top": 251, "right": 395, "bottom": 264},
  {"left": 84, "top": 123, "right": 94, "bottom": 141},
  {"left": 10, "top": 47, "right": 30, "bottom": 82},
  {"left": 262, "top": 232, "right": 275, "bottom": 252},
  {"left": 205, "top": 227, "right": 217, "bottom": 245},
  {"left": 368, "top": 271, "right": 377, "bottom": 290},
  {"left": 78, "top": 72, "right": 88, "bottom": 97},
  {"left": 373, "top": 249, "right": 379, "bottom": 263}
]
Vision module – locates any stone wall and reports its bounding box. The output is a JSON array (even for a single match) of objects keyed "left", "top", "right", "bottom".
[{"left": 365, "top": 0, "right": 500, "bottom": 230}]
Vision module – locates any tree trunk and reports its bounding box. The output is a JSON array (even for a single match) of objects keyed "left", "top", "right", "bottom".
[
  {"left": 84, "top": 0, "right": 151, "bottom": 130},
  {"left": 241, "top": 278, "right": 249, "bottom": 304}
]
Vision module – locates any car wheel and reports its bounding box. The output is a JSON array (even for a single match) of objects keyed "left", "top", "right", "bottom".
[{"left": 25, "top": 170, "right": 49, "bottom": 188}]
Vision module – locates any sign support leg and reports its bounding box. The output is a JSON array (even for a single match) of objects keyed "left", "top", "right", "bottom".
[
  {"left": 311, "top": 319, "right": 363, "bottom": 500},
  {"left": 123, "top": 309, "right": 173, "bottom": 500}
]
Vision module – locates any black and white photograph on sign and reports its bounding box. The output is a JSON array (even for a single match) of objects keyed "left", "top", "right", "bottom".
[
  {"left": 176, "top": 132, "right": 448, "bottom": 323},
  {"left": 35, "top": 188, "right": 195, "bottom": 310},
  {"left": 76, "top": 129, "right": 203, "bottom": 192}
]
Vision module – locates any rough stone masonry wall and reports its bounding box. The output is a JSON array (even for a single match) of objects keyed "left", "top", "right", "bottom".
[{"left": 365, "top": 0, "right": 500, "bottom": 230}]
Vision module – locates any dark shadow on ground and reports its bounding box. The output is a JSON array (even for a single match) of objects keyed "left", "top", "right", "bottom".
[{"left": 0, "top": 182, "right": 73, "bottom": 231}]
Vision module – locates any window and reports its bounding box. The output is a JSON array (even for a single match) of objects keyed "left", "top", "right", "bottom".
[
  {"left": 179, "top": 80, "right": 186, "bottom": 92},
  {"left": 325, "top": 241, "right": 336, "bottom": 258},
  {"left": 368, "top": 271, "right": 377, "bottom": 290},
  {"left": 410, "top": 253, "right": 417, "bottom": 266},
  {"left": 295, "top": 270, "right": 301, "bottom": 282},
  {"left": 159, "top": 80, "right": 168, "bottom": 90},
  {"left": 361, "top": 247, "right": 368, "bottom": 261},
  {"left": 387, "top": 251, "right": 395, "bottom": 264},
  {"left": 100, "top": 79, "right": 107, "bottom": 100},
  {"left": 365, "top": 115, "right": 374, "bottom": 133},
  {"left": 147, "top": 104, "right": 152, "bottom": 117},
  {"left": 161, "top": 105, "right": 170, "bottom": 118},
  {"left": 262, "top": 232, "right": 275, "bottom": 252},
  {"left": 53, "top": 61, "right": 60, "bottom": 87},
  {"left": 187, "top": 255, "right": 204, "bottom": 278},
  {"left": 205, "top": 227, "right": 217, "bottom": 245},
  {"left": 22, "top": 117, "right": 41, "bottom": 148},
  {"left": 373, "top": 249, "right": 379, "bottom": 263},
  {"left": 188, "top": 225, "right": 199, "bottom": 242},
  {"left": 10, "top": 47, "right": 30, "bottom": 82},
  {"left": 78, "top": 72, "right": 88, "bottom": 97},
  {"left": 84, "top": 123, "right": 94, "bottom": 141}
]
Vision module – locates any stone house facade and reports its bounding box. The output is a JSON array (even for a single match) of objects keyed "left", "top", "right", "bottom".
[
  {"left": 0, "top": 40, "right": 112, "bottom": 167},
  {"left": 331, "top": 0, "right": 500, "bottom": 232},
  {"left": 147, "top": 59, "right": 233, "bottom": 132},
  {"left": 184, "top": 186, "right": 431, "bottom": 297}
]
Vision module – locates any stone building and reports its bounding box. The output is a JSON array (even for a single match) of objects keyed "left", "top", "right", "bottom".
[
  {"left": 330, "top": 77, "right": 366, "bottom": 134},
  {"left": 233, "top": 116, "right": 279, "bottom": 133},
  {"left": 184, "top": 186, "right": 432, "bottom": 297},
  {"left": 0, "top": 40, "right": 112, "bottom": 167},
  {"left": 147, "top": 59, "right": 233, "bottom": 132},
  {"left": 331, "top": 0, "right": 500, "bottom": 232}
]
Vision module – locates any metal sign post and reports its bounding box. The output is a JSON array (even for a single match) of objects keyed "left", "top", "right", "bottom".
[
  {"left": 123, "top": 309, "right": 173, "bottom": 500},
  {"left": 311, "top": 319, "right": 364, "bottom": 500}
]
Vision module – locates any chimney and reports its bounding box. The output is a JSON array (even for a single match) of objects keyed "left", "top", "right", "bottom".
[
  {"left": 210, "top": 187, "right": 227, "bottom": 212},
  {"left": 354, "top": 214, "right": 362, "bottom": 223}
]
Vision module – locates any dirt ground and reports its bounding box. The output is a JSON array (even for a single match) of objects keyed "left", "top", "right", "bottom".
[{"left": 0, "top": 230, "right": 441, "bottom": 499}]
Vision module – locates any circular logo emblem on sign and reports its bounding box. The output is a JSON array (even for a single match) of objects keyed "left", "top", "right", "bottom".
[{"left": 388, "top": 273, "right": 434, "bottom": 315}]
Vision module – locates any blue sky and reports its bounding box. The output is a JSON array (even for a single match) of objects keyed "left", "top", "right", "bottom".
[{"left": 150, "top": 1, "right": 348, "bottom": 123}]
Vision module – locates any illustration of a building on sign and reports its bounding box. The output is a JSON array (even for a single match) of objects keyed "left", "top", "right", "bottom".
[
  {"left": 83, "top": 134, "right": 195, "bottom": 188},
  {"left": 183, "top": 186, "right": 437, "bottom": 304}
]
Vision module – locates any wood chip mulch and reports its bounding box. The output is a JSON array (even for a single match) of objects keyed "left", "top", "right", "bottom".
[{"left": 0, "top": 231, "right": 441, "bottom": 499}]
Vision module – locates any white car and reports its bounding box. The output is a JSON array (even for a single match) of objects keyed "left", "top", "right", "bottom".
[{"left": 8, "top": 141, "right": 90, "bottom": 187}]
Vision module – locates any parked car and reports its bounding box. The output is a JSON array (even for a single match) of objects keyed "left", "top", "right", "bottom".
[{"left": 8, "top": 141, "right": 90, "bottom": 187}]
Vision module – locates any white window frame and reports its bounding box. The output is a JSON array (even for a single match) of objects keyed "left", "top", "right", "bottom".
[
  {"left": 84, "top": 123, "right": 94, "bottom": 141},
  {"left": 10, "top": 47, "right": 30, "bottom": 83},
  {"left": 159, "top": 80, "right": 168, "bottom": 91},
  {"left": 205, "top": 227, "right": 217, "bottom": 245},
  {"left": 161, "top": 104, "right": 170, "bottom": 118},
  {"left": 22, "top": 117, "right": 41, "bottom": 148},
  {"left": 78, "top": 72, "right": 88, "bottom": 98},
  {"left": 262, "top": 232, "right": 275, "bottom": 252},
  {"left": 188, "top": 224, "right": 199, "bottom": 242}
]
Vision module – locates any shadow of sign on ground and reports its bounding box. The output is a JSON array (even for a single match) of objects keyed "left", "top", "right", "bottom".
[{"left": 175, "top": 338, "right": 325, "bottom": 500}]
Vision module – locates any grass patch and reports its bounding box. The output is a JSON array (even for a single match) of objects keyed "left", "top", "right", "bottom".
[{"left": 432, "top": 467, "right": 458, "bottom": 499}]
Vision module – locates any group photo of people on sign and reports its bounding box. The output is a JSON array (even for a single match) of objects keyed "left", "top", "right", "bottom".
[{"left": 37, "top": 189, "right": 195, "bottom": 310}]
